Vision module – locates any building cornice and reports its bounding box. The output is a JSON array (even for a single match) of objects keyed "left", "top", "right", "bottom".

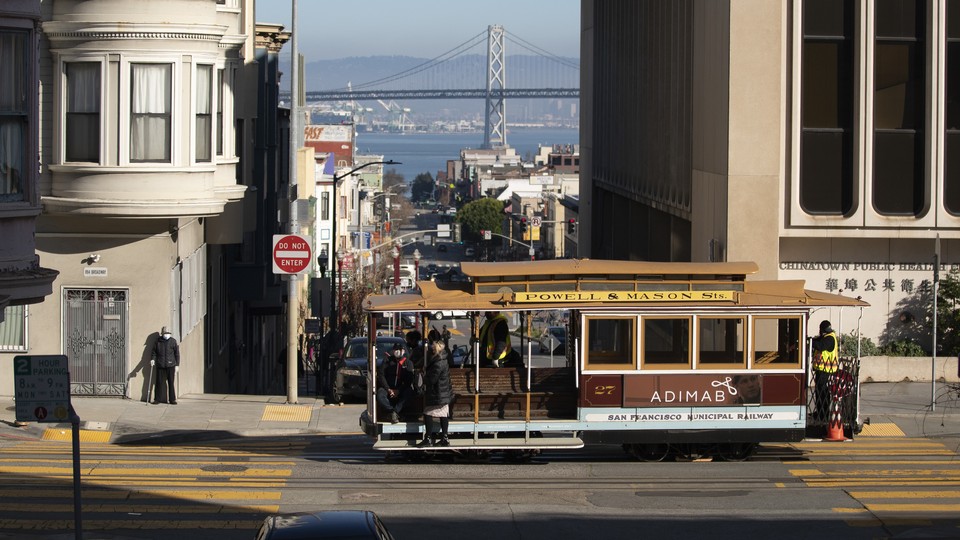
[
  {"left": 42, "top": 22, "right": 230, "bottom": 43},
  {"left": 42, "top": 196, "right": 228, "bottom": 218}
]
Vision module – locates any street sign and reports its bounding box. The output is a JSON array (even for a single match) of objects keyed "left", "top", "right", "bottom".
[
  {"left": 272, "top": 234, "right": 313, "bottom": 274},
  {"left": 437, "top": 224, "right": 451, "bottom": 238},
  {"left": 14, "top": 355, "right": 71, "bottom": 423},
  {"left": 531, "top": 216, "right": 543, "bottom": 227}
]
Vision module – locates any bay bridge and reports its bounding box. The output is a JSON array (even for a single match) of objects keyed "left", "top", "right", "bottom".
[{"left": 304, "top": 25, "right": 579, "bottom": 149}]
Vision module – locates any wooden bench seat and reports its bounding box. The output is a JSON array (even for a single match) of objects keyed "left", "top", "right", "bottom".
[{"left": 448, "top": 367, "right": 577, "bottom": 420}]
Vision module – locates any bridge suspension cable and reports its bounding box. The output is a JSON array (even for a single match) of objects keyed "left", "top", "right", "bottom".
[
  {"left": 504, "top": 29, "right": 580, "bottom": 71},
  {"left": 328, "top": 29, "right": 488, "bottom": 92}
]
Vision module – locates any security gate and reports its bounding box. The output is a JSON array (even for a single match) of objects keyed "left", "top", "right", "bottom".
[{"left": 63, "top": 288, "right": 128, "bottom": 396}]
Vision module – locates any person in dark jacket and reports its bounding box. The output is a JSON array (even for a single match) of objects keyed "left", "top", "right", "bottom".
[
  {"left": 151, "top": 326, "right": 180, "bottom": 404},
  {"left": 417, "top": 340, "right": 453, "bottom": 447},
  {"left": 376, "top": 343, "right": 414, "bottom": 423}
]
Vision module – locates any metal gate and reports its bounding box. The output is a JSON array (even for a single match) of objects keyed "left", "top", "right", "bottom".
[{"left": 63, "top": 288, "right": 128, "bottom": 396}]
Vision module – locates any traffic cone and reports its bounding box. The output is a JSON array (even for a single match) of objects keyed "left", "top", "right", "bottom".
[{"left": 823, "top": 400, "right": 847, "bottom": 442}]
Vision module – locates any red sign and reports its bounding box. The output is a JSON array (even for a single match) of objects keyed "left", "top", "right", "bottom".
[{"left": 272, "top": 234, "right": 312, "bottom": 274}]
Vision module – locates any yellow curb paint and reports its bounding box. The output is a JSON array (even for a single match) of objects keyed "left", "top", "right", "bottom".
[
  {"left": 858, "top": 423, "right": 907, "bottom": 437},
  {"left": 42, "top": 429, "right": 111, "bottom": 443},
  {"left": 261, "top": 404, "right": 311, "bottom": 422},
  {"left": 832, "top": 507, "right": 869, "bottom": 513},
  {"left": 865, "top": 503, "right": 960, "bottom": 512}
]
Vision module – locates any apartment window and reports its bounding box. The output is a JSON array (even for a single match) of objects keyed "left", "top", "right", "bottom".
[
  {"left": 874, "top": 0, "right": 926, "bottom": 215},
  {"left": 216, "top": 69, "right": 224, "bottom": 156},
  {"left": 697, "top": 316, "right": 746, "bottom": 368},
  {"left": 584, "top": 317, "right": 636, "bottom": 370},
  {"left": 800, "top": 0, "right": 855, "bottom": 215},
  {"left": 321, "top": 191, "right": 330, "bottom": 220},
  {"left": 946, "top": 0, "right": 960, "bottom": 213},
  {"left": 65, "top": 62, "right": 101, "bottom": 162},
  {"left": 195, "top": 65, "right": 212, "bottom": 162},
  {"left": 0, "top": 305, "right": 27, "bottom": 352},
  {"left": 641, "top": 317, "right": 691, "bottom": 369},
  {"left": 752, "top": 316, "right": 802, "bottom": 368},
  {"left": 0, "top": 30, "right": 26, "bottom": 202},
  {"left": 130, "top": 63, "right": 172, "bottom": 163}
]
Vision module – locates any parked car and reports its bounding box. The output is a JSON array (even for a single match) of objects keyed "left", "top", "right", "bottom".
[
  {"left": 539, "top": 326, "right": 567, "bottom": 354},
  {"left": 330, "top": 336, "right": 406, "bottom": 404},
  {"left": 255, "top": 510, "right": 395, "bottom": 540},
  {"left": 464, "top": 247, "right": 476, "bottom": 257},
  {"left": 437, "top": 244, "right": 448, "bottom": 253}
]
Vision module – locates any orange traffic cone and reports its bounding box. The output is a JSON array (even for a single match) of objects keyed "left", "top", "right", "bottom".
[{"left": 823, "top": 400, "right": 847, "bottom": 442}]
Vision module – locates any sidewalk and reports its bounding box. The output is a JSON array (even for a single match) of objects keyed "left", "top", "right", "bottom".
[{"left": 1, "top": 382, "right": 958, "bottom": 445}]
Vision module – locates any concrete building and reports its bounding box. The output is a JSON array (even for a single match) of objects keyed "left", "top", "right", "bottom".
[
  {"left": 580, "top": 0, "right": 958, "bottom": 346},
  {"left": 0, "top": 1, "right": 59, "bottom": 352},
  {"left": 0, "top": 0, "right": 272, "bottom": 399}
]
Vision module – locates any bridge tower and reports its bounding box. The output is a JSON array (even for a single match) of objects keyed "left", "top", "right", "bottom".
[{"left": 483, "top": 25, "right": 506, "bottom": 149}]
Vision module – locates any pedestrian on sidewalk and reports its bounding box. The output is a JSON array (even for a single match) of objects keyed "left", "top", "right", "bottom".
[{"left": 151, "top": 326, "right": 180, "bottom": 405}]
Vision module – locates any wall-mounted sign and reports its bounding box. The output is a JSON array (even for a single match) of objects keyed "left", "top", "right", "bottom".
[{"left": 83, "top": 268, "right": 107, "bottom": 277}]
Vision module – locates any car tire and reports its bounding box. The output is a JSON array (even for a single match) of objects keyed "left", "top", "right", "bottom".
[
  {"left": 433, "top": 311, "right": 443, "bottom": 320},
  {"left": 327, "top": 386, "right": 342, "bottom": 405}
]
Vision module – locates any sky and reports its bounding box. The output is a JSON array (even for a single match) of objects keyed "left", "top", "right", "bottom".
[{"left": 254, "top": 0, "right": 581, "bottom": 61}]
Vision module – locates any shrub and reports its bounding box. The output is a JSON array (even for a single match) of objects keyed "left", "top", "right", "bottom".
[
  {"left": 839, "top": 332, "right": 881, "bottom": 356},
  {"left": 880, "top": 339, "right": 927, "bottom": 357}
]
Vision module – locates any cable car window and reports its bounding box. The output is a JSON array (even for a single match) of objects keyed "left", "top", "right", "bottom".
[
  {"left": 642, "top": 317, "right": 691, "bottom": 369},
  {"left": 752, "top": 316, "right": 802, "bottom": 368},
  {"left": 697, "top": 316, "right": 746, "bottom": 368},
  {"left": 584, "top": 316, "right": 636, "bottom": 370}
]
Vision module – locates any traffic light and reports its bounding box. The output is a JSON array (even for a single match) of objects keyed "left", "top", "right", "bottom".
[
  {"left": 567, "top": 219, "right": 577, "bottom": 235},
  {"left": 519, "top": 217, "right": 527, "bottom": 233}
]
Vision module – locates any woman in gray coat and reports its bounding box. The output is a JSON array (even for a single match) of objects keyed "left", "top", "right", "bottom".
[{"left": 417, "top": 340, "right": 453, "bottom": 447}]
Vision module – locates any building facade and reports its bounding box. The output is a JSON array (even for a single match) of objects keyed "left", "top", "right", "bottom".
[
  {"left": 0, "top": 2, "right": 59, "bottom": 353},
  {"left": 0, "top": 0, "right": 265, "bottom": 399},
  {"left": 580, "top": 0, "right": 956, "bottom": 344}
]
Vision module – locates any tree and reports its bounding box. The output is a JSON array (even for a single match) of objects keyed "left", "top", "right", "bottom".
[
  {"left": 411, "top": 172, "right": 435, "bottom": 202},
  {"left": 456, "top": 198, "right": 504, "bottom": 242}
]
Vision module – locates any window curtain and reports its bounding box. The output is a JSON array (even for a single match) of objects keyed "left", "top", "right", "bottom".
[
  {"left": 196, "top": 65, "right": 212, "bottom": 162},
  {"left": 0, "top": 31, "right": 25, "bottom": 199},
  {"left": 131, "top": 64, "right": 171, "bottom": 162},
  {"left": 0, "top": 305, "right": 26, "bottom": 351},
  {"left": 66, "top": 62, "right": 101, "bottom": 162}
]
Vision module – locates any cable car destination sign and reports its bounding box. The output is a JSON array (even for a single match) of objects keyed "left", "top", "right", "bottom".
[{"left": 513, "top": 290, "right": 735, "bottom": 303}]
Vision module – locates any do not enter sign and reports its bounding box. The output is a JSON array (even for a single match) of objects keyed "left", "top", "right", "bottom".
[{"left": 272, "top": 234, "right": 313, "bottom": 274}]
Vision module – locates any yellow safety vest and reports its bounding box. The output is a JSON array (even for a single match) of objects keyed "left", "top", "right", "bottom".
[
  {"left": 480, "top": 315, "right": 512, "bottom": 362},
  {"left": 813, "top": 331, "right": 839, "bottom": 373}
]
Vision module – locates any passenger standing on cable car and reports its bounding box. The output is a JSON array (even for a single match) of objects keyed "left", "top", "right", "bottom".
[
  {"left": 478, "top": 311, "right": 520, "bottom": 367},
  {"left": 811, "top": 320, "right": 839, "bottom": 421},
  {"left": 418, "top": 340, "right": 453, "bottom": 447}
]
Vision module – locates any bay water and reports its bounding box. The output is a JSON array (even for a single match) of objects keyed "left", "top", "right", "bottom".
[{"left": 353, "top": 127, "right": 579, "bottom": 182}]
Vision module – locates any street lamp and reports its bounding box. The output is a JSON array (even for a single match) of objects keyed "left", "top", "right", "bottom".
[
  {"left": 329, "top": 160, "right": 400, "bottom": 333},
  {"left": 336, "top": 249, "right": 345, "bottom": 332},
  {"left": 413, "top": 248, "right": 421, "bottom": 330},
  {"left": 390, "top": 245, "right": 400, "bottom": 293}
]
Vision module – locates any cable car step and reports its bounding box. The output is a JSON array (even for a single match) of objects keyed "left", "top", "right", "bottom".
[{"left": 373, "top": 437, "right": 584, "bottom": 451}]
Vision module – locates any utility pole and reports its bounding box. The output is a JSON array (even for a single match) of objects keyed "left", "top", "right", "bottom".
[{"left": 286, "top": 0, "right": 300, "bottom": 404}]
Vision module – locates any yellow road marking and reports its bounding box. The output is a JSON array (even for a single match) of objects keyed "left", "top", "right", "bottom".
[
  {"left": 804, "top": 481, "right": 960, "bottom": 487},
  {"left": 783, "top": 460, "right": 960, "bottom": 465},
  {"left": 864, "top": 503, "right": 960, "bottom": 512},
  {"left": 832, "top": 507, "right": 869, "bottom": 513},
  {"left": 789, "top": 469, "right": 825, "bottom": 477},
  {"left": 0, "top": 489, "right": 281, "bottom": 500},
  {"left": 0, "top": 519, "right": 264, "bottom": 530},
  {"left": 775, "top": 482, "right": 785, "bottom": 488},
  {"left": 0, "top": 466, "right": 291, "bottom": 477},
  {"left": 850, "top": 490, "right": 960, "bottom": 499},
  {"left": 0, "top": 503, "right": 279, "bottom": 513}
]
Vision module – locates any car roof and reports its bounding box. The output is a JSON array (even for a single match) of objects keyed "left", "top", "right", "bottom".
[{"left": 262, "top": 510, "right": 382, "bottom": 539}]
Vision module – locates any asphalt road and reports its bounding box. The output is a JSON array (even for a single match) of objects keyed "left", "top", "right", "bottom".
[{"left": 2, "top": 432, "right": 959, "bottom": 539}]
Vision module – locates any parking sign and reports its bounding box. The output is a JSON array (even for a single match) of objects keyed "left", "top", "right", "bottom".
[{"left": 14, "top": 355, "right": 71, "bottom": 423}]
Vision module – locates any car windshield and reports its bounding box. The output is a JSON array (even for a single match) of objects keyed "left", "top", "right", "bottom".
[
  {"left": 344, "top": 339, "right": 405, "bottom": 361},
  {"left": 549, "top": 327, "right": 565, "bottom": 339}
]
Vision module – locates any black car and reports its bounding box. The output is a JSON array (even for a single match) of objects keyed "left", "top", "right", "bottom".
[
  {"left": 256, "top": 510, "right": 394, "bottom": 539},
  {"left": 437, "top": 244, "right": 447, "bottom": 253},
  {"left": 330, "top": 336, "right": 406, "bottom": 404}
]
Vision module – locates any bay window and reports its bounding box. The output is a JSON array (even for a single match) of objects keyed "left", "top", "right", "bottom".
[
  {"left": 130, "top": 63, "right": 172, "bottom": 163},
  {"left": 65, "top": 62, "right": 101, "bottom": 162},
  {"left": 0, "top": 30, "right": 26, "bottom": 202},
  {"left": 196, "top": 65, "right": 212, "bottom": 162}
]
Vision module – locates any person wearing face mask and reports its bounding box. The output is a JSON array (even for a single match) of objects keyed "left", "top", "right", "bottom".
[
  {"left": 376, "top": 343, "right": 414, "bottom": 423},
  {"left": 151, "top": 326, "right": 180, "bottom": 404}
]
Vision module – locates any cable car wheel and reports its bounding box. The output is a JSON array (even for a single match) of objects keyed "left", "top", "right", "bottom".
[
  {"left": 716, "top": 443, "right": 756, "bottom": 462},
  {"left": 626, "top": 443, "right": 671, "bottom": 462}
]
